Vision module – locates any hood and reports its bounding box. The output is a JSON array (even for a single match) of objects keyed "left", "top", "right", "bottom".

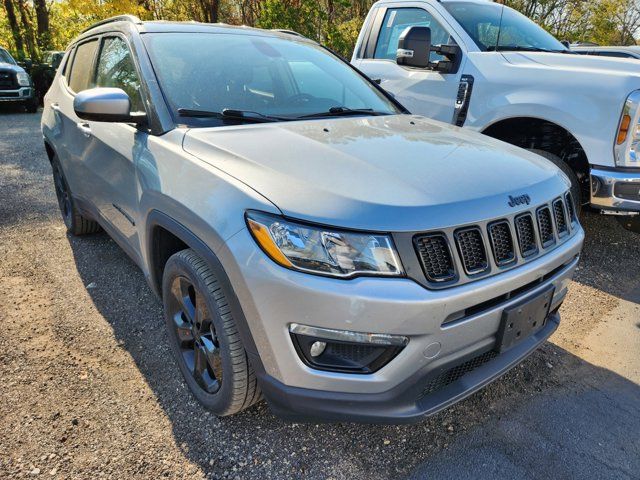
[
  {"left": 183, "top": 115, "right": 570, "bottom": 232},
  {"left": 0, "top": 62, "right": 24, "bottom": 73},
  {"left": 502, "top": 51, "right": 640, "bottom": 77}
]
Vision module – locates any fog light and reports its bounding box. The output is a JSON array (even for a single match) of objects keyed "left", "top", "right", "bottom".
[
  {"left": 310, "top": 341, "right": 326, "bottom": 357},
  {"left": 289, "top": 324, "right": 408, "bottom": 374}
]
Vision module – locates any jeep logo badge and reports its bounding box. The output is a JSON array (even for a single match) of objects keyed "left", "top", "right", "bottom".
[{"left": 508, "top": 194, "right": 531, "bottom": 207}]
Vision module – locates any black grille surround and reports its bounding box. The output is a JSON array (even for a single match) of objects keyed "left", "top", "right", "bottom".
[
  {"left": 414, "top": 233, "right": 456, "bottom": 283},
  {"left": 407, "top": 193, "right": 578, "bottom": 289},
  {"left": 454, "top": 227, "right": 489, "bottom": 275},
  {"left": 536, "top": 206, "right": 555, "bottom": 248},
  {"left": 488, "top": 220, "right": 516, "bottom": 267}
]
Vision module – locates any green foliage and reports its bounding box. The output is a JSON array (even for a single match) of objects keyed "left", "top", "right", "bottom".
[{"left": 1, "top": 0, "right": 638, "bottom": 61}]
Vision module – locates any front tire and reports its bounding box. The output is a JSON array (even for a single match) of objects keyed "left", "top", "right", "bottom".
[
  {"left": 528, "top": 149, "right": 582, "bottom": 216},
  {"left": 162, "top": 249, "right": 261, "bottom": 416}
]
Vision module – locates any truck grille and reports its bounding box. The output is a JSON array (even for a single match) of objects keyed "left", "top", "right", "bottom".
[
  {"left": 536, "top": 207, "right": 555, "bottom": 247},
  {"left": 414, "top": 234, "right": 456, "bottom": 283},
  {"left": 565, "top": 192, "right": 576, "bottom": 221},
  {"left": 455, "top": 227, "right": 488, "bottom": 274},
  {"left": 488, "top": 221, "right": 515, "bottom": 266},
  {"left": 0, "top": 70, "right": 16, "bottom": 89},
  {"left": 413, "top": 195, "right": 576, "bottom": 288}
]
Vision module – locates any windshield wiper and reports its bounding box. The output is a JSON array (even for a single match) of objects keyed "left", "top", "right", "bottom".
[
  {"left": 487, "top": 46, "right": 567, "bottom": 53},
  {"left": 177, "top": 108, "right": 289, "bottom": 123},
  {"left": 298, "top": 106, "right": 388, "bottom": 119}
]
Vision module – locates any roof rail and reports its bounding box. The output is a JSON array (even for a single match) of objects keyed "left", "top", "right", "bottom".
[
  {"left": 82, "top": 15, "right": 142, "bottom": 33},
  {"left": 271, "top": 29, "right": 306, "bottom": 38}
]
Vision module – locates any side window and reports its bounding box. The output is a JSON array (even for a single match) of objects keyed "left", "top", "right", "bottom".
[
  {"left": 95, "top": 37, "right": 144, "bottom": 112},
  {"left": 373, "top": 8, "right": 452, "bottom": 62},
  {"left": 68, "top": 40, "right": 99, "bottom": 93},
  {"left": 62, "top": 49, "right": 75, "bottom": 79}
]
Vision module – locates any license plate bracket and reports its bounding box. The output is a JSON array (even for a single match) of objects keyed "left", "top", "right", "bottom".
[{"left": 496, "top": 286, "right": 555, "bottom": 353}]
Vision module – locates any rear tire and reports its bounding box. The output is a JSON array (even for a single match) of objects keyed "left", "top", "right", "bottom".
[
  {"left": 51, "top": 156, "right": 101, "bottom": 235},
  {"left": 528, "top": 149, "right": 582, "bottom": 216},
  {"left": 162, "top": 249, "right": 261, "bottom": 416}
]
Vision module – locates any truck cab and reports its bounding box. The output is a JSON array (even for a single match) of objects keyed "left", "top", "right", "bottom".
[{"left": 353, "top": 0, "right": 640, "bottom": 222}]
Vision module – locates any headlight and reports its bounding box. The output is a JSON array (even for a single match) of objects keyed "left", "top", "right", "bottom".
[
  {"left": 246, "top": 211, "right": 404, "bottom": 278},
  {"left": 16, "top": 72, "right": 30, "bottom": 87},
  {"left": 615, "top": 90, "right": 640, "bottom": 168}
]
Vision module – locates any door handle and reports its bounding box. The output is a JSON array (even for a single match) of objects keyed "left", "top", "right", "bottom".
[
  {"left": 77, "top": 122, "right": 92, "bottom": 137},
  {"left": 50, "top": 102, "right": 61, "bottom": 111}
]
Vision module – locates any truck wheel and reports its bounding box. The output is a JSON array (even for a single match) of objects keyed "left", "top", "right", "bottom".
[
  {"left": 51, "top": 156, "right": 101, "bottom": 235},
  {"left": 528, "top": 149, "right": 582, "bottom": 216},
  {"left": 162, "top": 249, "right": 261, "bottom": 416}
]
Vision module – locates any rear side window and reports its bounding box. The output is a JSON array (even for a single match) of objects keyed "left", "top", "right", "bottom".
[
  {"left": 68, "top": 40, "right": 99, "bottom": 93},
  {"left": 373, "top": 8, "right": 451, "bottom": 62},
  {"left": 62, "top": 49, "right": 75, "bottom": 78},
  {"left": 95, "top": 37, "right": 144, "bottom": 112}
]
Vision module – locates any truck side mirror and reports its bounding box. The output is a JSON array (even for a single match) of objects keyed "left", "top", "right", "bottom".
[
  {"left": 396, "top": 26, "right": 461, "bottom": 73},
  {"left": 396, "top": 26, "right": 432, "bottom": 69}
]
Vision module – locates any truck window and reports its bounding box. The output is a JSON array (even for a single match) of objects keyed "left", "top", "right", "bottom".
[{"left": 373, "top": 8, "right": 451, "bottom": 63}]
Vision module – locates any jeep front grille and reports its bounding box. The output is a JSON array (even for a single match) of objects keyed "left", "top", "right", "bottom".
[
  {"left": 565, "top": 192, "right": 576, "bottom": 221},
  {"left": 515, "top": 213, "right": 538, "bottom": 257},
  {"left": 414, "top": 234, "right": 456, "bottom": 283},
  {"left": 411, "top": 195, "right": 576, "bottom": 288},
  {"left": 455, "top": 227, "right": 488, "bottom": 275},
  {"left": 553, "top": 199, "right": 568, "bottom": 236},
  {"left": 536, "top": 206, "right": 555, "bottom": 247},
  {"left": 488, "top": 221, "right": 515, "bottom": 266}
]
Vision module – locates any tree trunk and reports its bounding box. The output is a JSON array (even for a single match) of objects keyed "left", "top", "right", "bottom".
[
  {"left": 17, "top": 0, "right": 38, "bottom": 60},
  {"left": 209, "top": 0, "right": 220, "bottom": 23},
  {"left": 2, "top": 0, "right": 24, "bottom": 57},
  {"left": 33, "top": 0, "right": 50, "bottom": 51}
]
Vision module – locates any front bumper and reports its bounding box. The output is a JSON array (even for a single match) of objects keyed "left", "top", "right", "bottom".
[
  {"left": 0, "top": 86, "right": 34, "bottom": 102},
  {"left": 220, "top": 224, "right": 583, "bottom": 422},
  {"left": 591, "top": 166, "right": 640, "bottom": 214}
]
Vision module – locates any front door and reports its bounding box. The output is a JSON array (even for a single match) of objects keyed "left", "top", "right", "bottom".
[{"left": 355, "top": 5, "right": 466, "bottom": 124}]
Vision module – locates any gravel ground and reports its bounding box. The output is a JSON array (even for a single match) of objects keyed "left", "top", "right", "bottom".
[{"left": 0, "top": 109, "right": 639, "bottom": 479}]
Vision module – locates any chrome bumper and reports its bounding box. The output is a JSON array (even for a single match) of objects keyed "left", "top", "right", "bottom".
[
  {"left": 590, "top": 166, "right": 640, "bottom": 214},
  {"left": 0, "top": 87, "right": 33, "bottom": 102}
]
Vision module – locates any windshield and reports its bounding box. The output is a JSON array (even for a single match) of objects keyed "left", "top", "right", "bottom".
[
  {"left": 443, "top": 1, "right": 567, "bottom": 52},
  {"left": 142, "top": 32, "right": 402, "bottom": 126},
  {"left": 0, "top": 48, "right": 16, "bottom": 64}
]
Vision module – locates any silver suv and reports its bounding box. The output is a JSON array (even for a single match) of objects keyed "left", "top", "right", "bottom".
[{"left": 41, "top": 16, "right": 584, "bottom": 423}]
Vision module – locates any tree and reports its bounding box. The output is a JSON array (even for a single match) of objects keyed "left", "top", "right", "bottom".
[{"left": 2, "top": 0, "right": 24, "bottom": 57}]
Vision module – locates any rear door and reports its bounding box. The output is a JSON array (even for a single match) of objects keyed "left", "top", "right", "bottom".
[{"left": 355, "top": 5, "right": 466, "bottom": 124}]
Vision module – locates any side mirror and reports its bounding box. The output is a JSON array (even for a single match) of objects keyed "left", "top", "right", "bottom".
[
  {"left": 74, "top": 88, "right": 146, "bottom": 124},
  {"left": 396, "top": 26, "right": 460, "bottom": 73},
  {"left": 397, "top": 26, "right": 432, "bottom": 69}
]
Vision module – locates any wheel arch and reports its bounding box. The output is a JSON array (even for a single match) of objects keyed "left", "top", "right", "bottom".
[
  {"left": 481, "top": 116, "right": 591, "bottom": 203},
  {"left": 145, "top": 209, "right": 261, "bottom": 358}
]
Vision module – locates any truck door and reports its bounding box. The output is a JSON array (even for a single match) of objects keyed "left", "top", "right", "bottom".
[{"left": 355, "top": 5, "right": 467, "bottom": 125}]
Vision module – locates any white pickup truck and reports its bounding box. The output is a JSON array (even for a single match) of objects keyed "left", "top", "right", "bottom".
[{"left": 352, "top": 0, "right": 640, "bottom": 223}]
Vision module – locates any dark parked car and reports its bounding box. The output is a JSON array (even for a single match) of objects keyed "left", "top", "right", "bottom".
[
  {"left": 0, "top": 46, "right": 38, "bottom": 112},
  {"left": 32, "top": 50, "right": 64, "bottom": 104}
]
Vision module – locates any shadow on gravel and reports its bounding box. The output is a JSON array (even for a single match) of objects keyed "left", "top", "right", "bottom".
[
  {"left": 573, "top": 211, "right": 640, "bottom": 305},
  {"left": 66, "top": 230, "right": 640, "bottom": 479}
]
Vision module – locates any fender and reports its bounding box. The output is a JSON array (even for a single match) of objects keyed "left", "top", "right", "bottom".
[{"left": 145, "top": 209, "right": 262, "bottom": 359}]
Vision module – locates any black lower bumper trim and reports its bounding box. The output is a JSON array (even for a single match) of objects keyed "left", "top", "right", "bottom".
[{"left": 258, "top": 313, "right": 560, "bottom": 424}]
